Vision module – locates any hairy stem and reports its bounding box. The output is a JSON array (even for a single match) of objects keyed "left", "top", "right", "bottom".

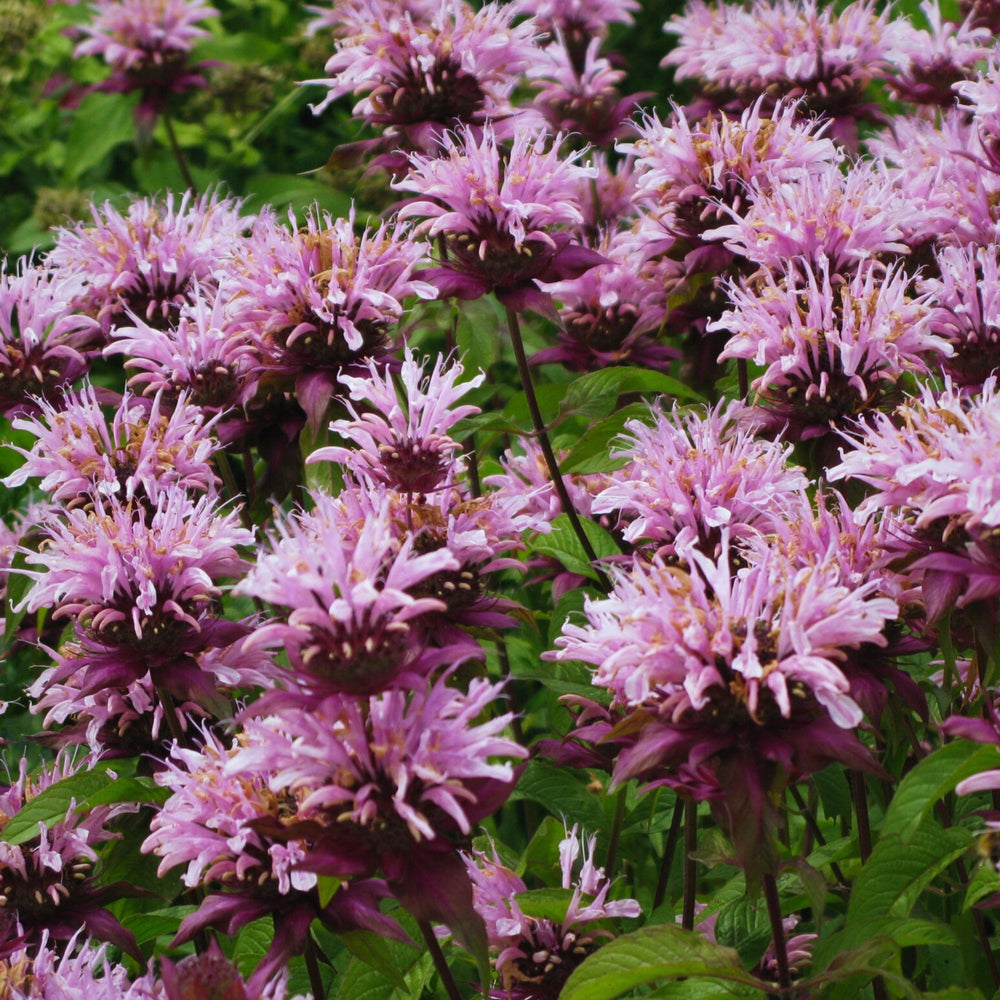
[
  {"left": 653, "top": 796, "right": 685, "bottom": 910},
  {"left": 851, "top": 771, "right": 873, "bottom": 863},
  {"left": 682, "top": 798, "right": 698, "bottom": 931},
  {"left": 504, "top": 306, "right": 607, "bottom": 587},
  {"left": 605, "top": 786, "right": 627, "bottom": 876},
  {"left": 762, "top": 871, "right": 790, "bottom": 997},
  {"left": 419, "top": 919, "right": 465, "bottom": 1000},
  {"left": 163, "top": 112, "right": 197, "bottom": 193},
  {"left": 304, "top": 932, "right": 326, "bottom": 1000}
]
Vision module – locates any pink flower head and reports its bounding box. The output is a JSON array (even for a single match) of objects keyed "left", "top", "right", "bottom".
[
  {"left": 228, "top": 206, "right": 435, "bottom": 430},
  {"left": 308, "top": 348, "right": 484, "bottom": 494},
  {"left": 714, "top": 259, "right": 950, "bottom": 438},
  {"left": 231, "top": 674, "right": 526, "bottom": 935},
  {"left": 550, "top": 535, "right": 895, "bottom": 864},
  {"left": 20, "top": 490, "right": 251, "bottom": 710},
  {"left": 831, "top": 375, "right": 1000, "bottom": 620},
  {"left": 0, "top": 259, "right": 98, "bottom": 418},
  {"left": 3, "top": 930, "right": 159, "bottom": 999},
  {"left": 591, "top": 399, "right": 810, "bottom": 559},
  {"left": 395, "top": 124, "right": 606, "bottom": 311},
  {"left": 955, "top": 49, "right": 1000, "bottom": 172},
  {"left": 703, "top": 157, "right": 913, "bottom": 278},
  {"left": 466, "top": 824, "right": 640, "bottom": 1000},
  {"left": 664, "top": 0, "right": 904, "bottom": 147},
  {"left": 921, "top": 242, "right": 1000, "bottom": 390},
  {"left": 105, "top": 283, "right": 265, "bottom": 422},
  {"left": 886, "top": 0, "right": 992, "bottom": 107},
  {"left": 622, "top": 97, "right": 839, "bottom": 249},
  {"left": 235, "top": 489, "right": 460, "bottom": 699},
  {"left": 308, "top": 0, "right": 540, "bottom": 157},
  {"left": 512, "top": 0, "right": 639, "bottom": 44},
  {"left": 143, "top": 728, "right": 404, "bottom": 992},
  {"left": 74, "top": 0, "right": 217, "bottom": 125},
  {"left": 534, "top": 234, "right": 677, "bottom": 371},
  {"left": 4, "top": 381, "right": 219, "bottom": 506},
  {"left": 47, "top": 191, "right": 249, "bottom": 335},
  {"left": 0, "top": 755, "right": 143, "bottom": 960},
  {"left": 531, "top": 35, "right": 649, "bottom": 148}
]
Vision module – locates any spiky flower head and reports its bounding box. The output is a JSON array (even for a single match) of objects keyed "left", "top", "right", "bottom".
[
  {"left": 955, "top": 49, "right": 1000, "bottom": 173},
  {"left": 105, "top": 283, "right": 265, "bottom": 421},
  {"left": 591, "top": 399, "right": 809, "bottom": 559},
  {"left": 830, "top": 375, "right": 1000, "bottom": 621},
  {"left": 663, "top": 0, "right": 903, "bottom": 146},
  {"left": 74, "top": 0, "right": 217, "bottom": 126},
  {"left": 308, "top": 348, "right": 484, "bottom": 494},
  {"left": 235, "top": 490, "right": 460, "bottom": 700},
  {"left": 466, "top": 825, "right": 640, "bottom": 1000},
  {"left": 19, "top": 490, "right": 252, "bottom": 711},
  {"left": 0, "top": 260, "right": 98, "bottom": 418},
  {"left": 0, "top": 755, "right": 143, "bottom": 960},
  {"left": 4, "top": 382, "right": 219, "bottom": 506},
  {"left": 47, "top": 191, "right": 248, "bottom": 335},
  {"left": 714, "top": 259, "right": 949, "bottom": 439},
  {"left": 228, "top": 206, "right": 435, "bottom": 429},
  {"left": 395, "top": 124, "right": 605, "bottom": 311},
  {"left": 309, "top": 0, "right": 540, "bottom": 157},
  {"left": 143, "top": 728, "right": 404, "bottom": 992}
]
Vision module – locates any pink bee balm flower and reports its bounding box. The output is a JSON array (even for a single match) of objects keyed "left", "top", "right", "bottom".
[
  {"left": 308, "top": 348, "right": 484, "bottom": 495},
  {"left": 4, "top": 382, "right": 220, "bottom": 506},
  {"left": 143, "top": 728, "right": 405, "bottom": 993},
  {"left": 47, "top": 191, "right": 249, "bottom": 335},
  {"left": 231, "top": 673, "right": 526, "bottom": 936},
  {"left": 714, "top": 259, "right": 950, "bottom": 439},
  {"left": 395, "top": 124, "right": 606, "bottom": 311},
  {"left": 0, "top": 755, "right": 143, "bottom": 960},
  {"left": 591, "top": 399, "right": 810, "bottom": 560},
  {"left": 235, "top": 490, "right": 460, "bottom": 699},
  {"left": 465, "top": 824, "right": 640, "bottom": 1000},
  {"left": 308, "top": 0, "right": 540, "bottom": 160},
  {"left": 550, "top": 535, "right": 895, "bottom": 868},
  {"left": 227, "top": 207, "right": 436, "bottom": 430},
  {"left": 105, "top": 283, "right": 265, "bottom": 422},
  {"left": 19, "top": 490, "right": 252, "bottom": 712},
  {"left": 74, "top": 0, "right": 217, "bottom": 127},
  {"left": 830, "top": 375, "right": 1000, "bottom": 621},
  {"left": 0, "top": 260, "right": 99, "bottom": 418}
]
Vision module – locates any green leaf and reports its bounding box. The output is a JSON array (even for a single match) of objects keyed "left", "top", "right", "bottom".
[
  {"left": 513, "top": 888, "right": 578, "bottom": 922},
  {"left": 339, "top": 930, "right": 409, "bottom": 991},
  {"left": 713, "top": 897, "right": 772, "bottom": 970},
  {"left": 234, "top": 917, "right": 274, "bottom": 980},
  {"left": 509, "top": 759, "right": 606, "bottom": 832},
  {"left": 84, "top": 776, "right": 170, "bottom": 808},
  {"left": 963, "top": 859, "right": 1000, "bottom": 912},
  {"left": 559, "top": 403, "right": 652, "bottom": 474},
  {"left": 317, "top": 874, "right": 343, "bottom": 909},
  {"left": 559, "top": 924, "right": 764, "bottom": 1000},
  {"left": 63, "top": 92, "right": 137, "bottom": 181},
  {"left": 558, "top": 369, "right": 703, "bottom": 423},
  {"left": 847, "top": 822, "right": 971, "bottom": 924},
  {"left": 122, "top": 906, "right": 194, "bottom": 950},
  {"left": 879, "top": 741, "right": 1000, "bottom": 845},
  {"left": 812, "top": 765, "right": 852, "bottom": 824},
  {"left": 531, "top": 514, "right": 620, "bottom": 581},
  {"left": 241, "top": 173, "right": 354, "bottom": 217},
  {"left": 0, "top": 762, "right": 136, "bottom": 846},
  {"left": 336, "top": 955, "right": 401, "bottom": 1000}
]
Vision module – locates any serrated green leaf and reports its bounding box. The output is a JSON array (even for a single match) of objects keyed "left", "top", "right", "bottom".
[
  {"left": 317, "top": 874, "right": 343, "bottom": 908},
  {"left": 812, "top": 766, "right": 851, "bottom": 824},
  {"left": 234, "top": 917, "right": 274, "bottom": 980},
  {"left": 559, "top": 924, "right": 764, "bottom": 1000},
  {"left": 122, "top": 906, "right": 194, "bottom": 950},
  {"left": 963, "top": 859, "right": 1000, "bottom": 912},
  {"left": 63, "top": 92, "right": 137, "bottom": 181},
  {"left": 558, "top": 369, "right": 703, "bottom": 423},
  {"left": 84, "top": 776, "right": 170, "bottom": 808},
  {"left": 0, "top": 762, "right": 136, "bottom": 846},
  {"left": 513, "top": 887, "right": 578, "bottom": 922},
  {"left": 713, "top": 897, "right": 772, "bottom": 969},
  {"left": 879, "top": 741, "right": 1000, "bottom": 845},
  {"left": 847, "top": 822, "right": 971, "bottom": 925},
  {"left": 509, "top": 759, "right": 605, "bottom": 832},
  {"left": 340, "top": 930, "right": 409, "bottom": 991},
  {"left": 531, "top": 514, "right": 620, "bottom": 581},
  {"left": 337, "top": 954, "right": 401, "bottom": 1000},
  {"left": 559, "top": 403, "right": 652, "bottom": 474}
]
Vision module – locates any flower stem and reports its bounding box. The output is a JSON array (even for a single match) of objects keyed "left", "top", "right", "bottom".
[
  {"left": 163, "top": 111, "right": 197, "bottom": 193},
  {"left": 851, "top": 771, "right": 873, "bottom": 863},
  {"left": 418, "top": 919, "right": 465, "bottom": 1000},
  {"left": 605, "top": 786, "right": 627, "bottom": 876},
  {"left": 789, "top": 784, "right": 847, "bottom": 887},
  {"left": 653, "top": 796, "right": 685, "bottom": 910},
  {"left": 304, "top": 932, "right": 326, "bottom": 1000},
  {"left": 503, "top": 306, "right": 606, "bottom": 585},
  {"left": 682, "top": 797, "right": 698, "bottom": 931},
  {"left": 761, "top": 872, "right": 790, "bottom": 997},
  {"left": 155, "top": 684, "right": 187, "bottom": 748}
]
